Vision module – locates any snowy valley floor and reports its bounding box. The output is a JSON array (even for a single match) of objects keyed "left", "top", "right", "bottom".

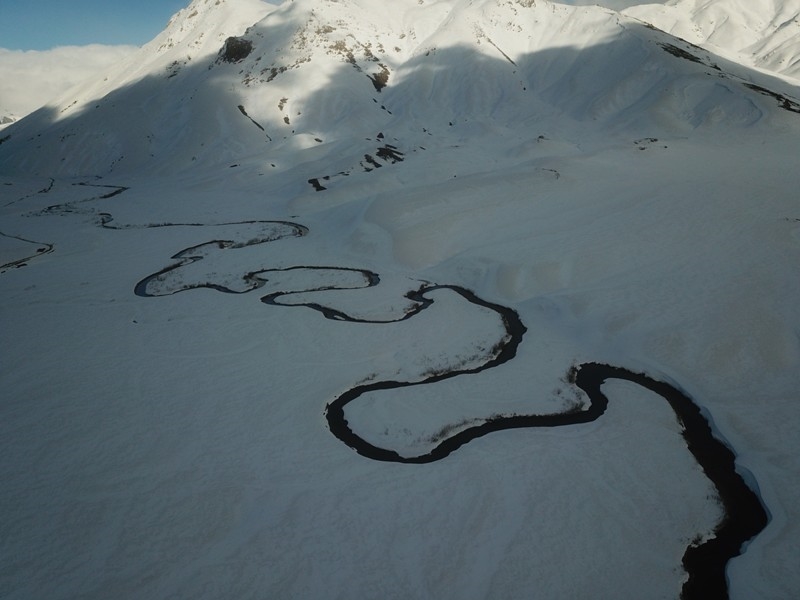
[{"left": 2, "top": 129, "right": 800, "bottom": 598}]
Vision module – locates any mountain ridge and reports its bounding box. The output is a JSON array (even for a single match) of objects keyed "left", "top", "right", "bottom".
[{"left": 2, "top": 0, "right": 798, "bottom": 178}]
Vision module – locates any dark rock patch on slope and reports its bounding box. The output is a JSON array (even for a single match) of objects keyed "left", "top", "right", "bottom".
[{"left": 219, "top": 37, "right": 254, "bottom": 63}]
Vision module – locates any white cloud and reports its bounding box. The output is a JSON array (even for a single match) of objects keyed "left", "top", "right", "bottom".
[{"left": 0, "top": 45, "right": 137, "bottom": 122}]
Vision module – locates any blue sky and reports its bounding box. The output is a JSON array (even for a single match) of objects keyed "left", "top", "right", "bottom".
[{"left": 0, "top": 0, "right": 189, "bottom": 50}]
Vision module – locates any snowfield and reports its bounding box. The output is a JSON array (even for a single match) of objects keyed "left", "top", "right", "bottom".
[{"left": 1, "top": 1, "right": 799, "bottom": 598}]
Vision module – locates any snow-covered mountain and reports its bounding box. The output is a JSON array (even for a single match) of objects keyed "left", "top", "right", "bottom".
[
  {"left": 625, "top": 0, "right": 800, "bottom": 80},
  {"left": 2, "top": 0, "right": 798, "bottom": 177},
  {"left": 1, "top": 1, "right": 799, "bottom": 599}
]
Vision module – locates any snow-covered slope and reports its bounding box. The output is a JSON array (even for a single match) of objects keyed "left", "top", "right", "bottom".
[
  {"left": 1, "top": 1, "right": 800, "bottom": 599},
  {"left": 624, "top": 0, "right": 800, "bottom": 81}
]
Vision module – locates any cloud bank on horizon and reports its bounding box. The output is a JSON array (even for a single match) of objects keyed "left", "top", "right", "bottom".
[
  {"left": 0, "top": 46, "right": 138, "bottom": 122},
  {"left": 0, "top": 0, "right": 189, "bottom": 122}
]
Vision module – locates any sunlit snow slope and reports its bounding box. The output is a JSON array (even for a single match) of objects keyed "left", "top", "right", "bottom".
[
  {"left": 624, "top": 0, "right": 800, "bottom": 81},
  {"left": 1, "top": 1, "right": 799, "bottom": 599}
]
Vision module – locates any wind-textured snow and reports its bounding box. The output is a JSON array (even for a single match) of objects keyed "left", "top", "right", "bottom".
[{"left": 1, "top": 1, "right": 799, "bottom": 599}]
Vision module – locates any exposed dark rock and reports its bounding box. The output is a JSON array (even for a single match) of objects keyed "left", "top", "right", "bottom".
[
  {"left": 744, "top": 83, "right": 800, "bottom": 114},
  {"left": 368, "top": 65, "right": 390, "bottom": 92},
  {"left": 308, "top": 178, "right": 327, "bottom": 191},
  {"left": 376, "top": 145, "right": 403, "bottom": 163},
  {"left": 659, "top": 43, "right": 704, "bottom": 65},
  {"left": 219, "top": 37, "right": 254, "bottom": 63}
]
